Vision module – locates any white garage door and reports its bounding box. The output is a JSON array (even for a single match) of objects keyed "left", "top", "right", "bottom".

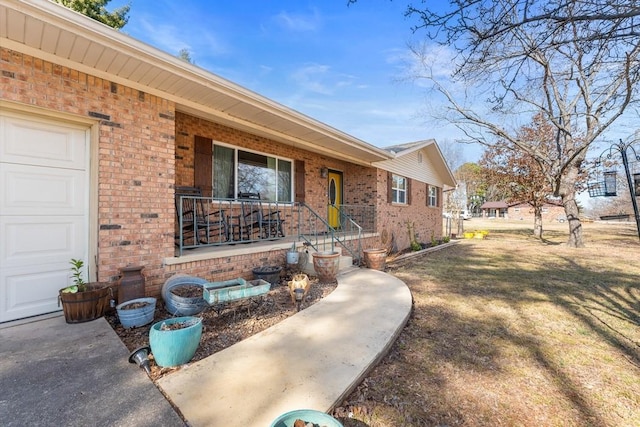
[{"left": 0, "top": 111, "right": 89, "bottom": 323}]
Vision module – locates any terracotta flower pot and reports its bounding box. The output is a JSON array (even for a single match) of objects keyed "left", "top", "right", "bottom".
[
  {"left": 363, "top": 248, "right": 387, "bottom": 271},
  {"left": 312, "top": 251, "right": 340, "bottom": 283}
]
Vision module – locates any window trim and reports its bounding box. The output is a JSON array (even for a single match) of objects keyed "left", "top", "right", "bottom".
[
  {"left": 391, "top": 173, "right": 408, "bottom": 205},
  {"left": 428, "top": 184, "right": 439, "bottom": 207},
  {"left": 212, "top": 140, "right": 294, "bottom": 202}
]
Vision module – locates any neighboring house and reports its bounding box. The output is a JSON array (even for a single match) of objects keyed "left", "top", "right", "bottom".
[
  {"left": 480, "top": 201, "right": 509, "bottom": 218},
  {"left": 507, "top": 201, "right": 566, "bottom": 223},
  {"left": 0, "top": 1, "right": 455, "bottom": 322},
  {"left": 481, "top": 200, "right": 566, "bottom": 221}
]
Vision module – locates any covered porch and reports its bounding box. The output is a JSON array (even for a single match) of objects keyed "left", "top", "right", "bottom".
[{"left": 172, "top": 111, "right": 383, "bottom": 267}]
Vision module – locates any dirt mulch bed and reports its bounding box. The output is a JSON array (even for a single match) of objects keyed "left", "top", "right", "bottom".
[{"left": 106, "top": 272, "right": 336, "bottom": 382}]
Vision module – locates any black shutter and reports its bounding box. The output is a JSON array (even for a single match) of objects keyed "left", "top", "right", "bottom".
[
  {"left": 295, "top": 160, "right": 305, "bottom": 203},
  {"left": 194, "top": 135, "right": 212, "bottom": 196}
]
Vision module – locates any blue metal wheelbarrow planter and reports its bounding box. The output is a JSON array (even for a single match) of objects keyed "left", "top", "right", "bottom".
[{"left": 203, "top": 278, "right": 271, "bottom": 315}]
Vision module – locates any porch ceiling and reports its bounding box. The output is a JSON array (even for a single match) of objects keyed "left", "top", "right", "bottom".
[{"left": 0, "top": 0, "right": 392, "bottom": 166}]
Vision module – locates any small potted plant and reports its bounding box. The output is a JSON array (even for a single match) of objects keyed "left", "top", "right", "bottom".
[
  {"left": 58, "top": 259, "right": 112, "bottom": 324},
  {"left": 286, "top": 242, "right": 299, "bottom": 265}
]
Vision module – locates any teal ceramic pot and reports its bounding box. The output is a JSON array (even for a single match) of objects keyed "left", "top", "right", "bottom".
[
  {"left": 270, "top": 409, "right": 343, "bottom": 427},
  {"left": 149, "top": 316, "right": 202, "bottom": 367}
]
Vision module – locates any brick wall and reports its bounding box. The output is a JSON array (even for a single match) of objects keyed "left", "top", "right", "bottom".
[
  {"left": 1, "top": 48, "right": 175, "bottom": 296},
  {"left": 2, "top": 47, "right": 442, "bottom": 298},
  {"left": 375, "top": 170, "right": 442, "bottom": 251}
]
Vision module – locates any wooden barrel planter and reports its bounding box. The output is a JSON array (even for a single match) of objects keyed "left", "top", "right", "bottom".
[
  {"left": 149, "top": 316, "right": 203, "bottom": 367},
  {"left": 363, "top": 248, "right": 387, "bottom": 271},
  {"left": 116, "top": 297, "right": 156, "bottom": 328},
  {"left": 58, "top": 283, "right": 112, "bottom": 324},
  {"left": 312, "top": 251, "right": 340, "bottom": 283},
  {"left": 161, "top": 275, "right": 208, "bottom": 316}
]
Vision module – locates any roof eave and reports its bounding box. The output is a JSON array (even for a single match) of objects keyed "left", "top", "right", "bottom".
[{"left": 1, "top": 0, "right": 393, "bottom": 165}]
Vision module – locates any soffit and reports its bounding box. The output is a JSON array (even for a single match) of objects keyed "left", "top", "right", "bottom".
[{"left": 0, "top": 0, "right": 392, "bottom": 165}]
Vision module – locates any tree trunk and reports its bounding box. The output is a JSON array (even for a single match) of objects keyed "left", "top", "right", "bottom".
[
  {"left": 533, "top": 206, "right": 543, "bottom": 239},
  {"left": 562, "top": 196, "right": 583, "bottom": 247},
  {"left": 554, "top": 152, "right": 586, "bottom": 247},
  {"left": 558, "top": 169, "right": 584, "bottom": 247}
]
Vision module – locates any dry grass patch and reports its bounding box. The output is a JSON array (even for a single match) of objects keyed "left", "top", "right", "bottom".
[{"left": 334, "top": 220, "right": 640, "bottom": 426}]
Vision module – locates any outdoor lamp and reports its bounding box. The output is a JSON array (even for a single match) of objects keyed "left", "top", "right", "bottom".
[
  {"left": 634, "top": 173, "right": 640, "bottom": 197},
  {"left": 320, "top": 167, "right": 328, "bottom": 178},
  {"left": 128, "top": 346, "right": 152, "bottom": 376}
]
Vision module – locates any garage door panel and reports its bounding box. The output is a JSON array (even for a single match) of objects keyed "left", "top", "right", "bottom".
[
  {"left": 0, "top": 114, "right": 86, "bottom": 169},
  {"left": 0, "top": 265, "right": 69, "bottom": 322},
  {"left": 1, "top": 163, "right": 86, "bottom": 215},
  {"left": 1, "top": 217, "right": 85, "bottom": 268},
  {"left": 1, "top": 110, "right": 89, "bottom": 323}
]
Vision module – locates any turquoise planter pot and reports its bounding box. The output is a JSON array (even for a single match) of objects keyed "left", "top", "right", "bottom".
[
  {"left": 149, "top": 316, "right": 202, "bottom": 367},
  {"left": 270, "top": 409, "right": 343, "bottom": 427}
]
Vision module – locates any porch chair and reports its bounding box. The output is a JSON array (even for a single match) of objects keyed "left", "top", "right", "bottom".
[
  {"left": 175, "top": 186, "right": 229, "bottom": 246},
  {"left": 234, "top": 193, "right": 285, "bottom": 240}
]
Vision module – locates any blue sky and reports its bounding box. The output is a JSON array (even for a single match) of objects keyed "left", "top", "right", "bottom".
[{"left": 109, "top": 0, "right": 480, "bottom": 163}]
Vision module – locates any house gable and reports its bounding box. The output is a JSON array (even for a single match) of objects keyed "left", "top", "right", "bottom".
[{"left": 373, "top": 140, "right": 456, "bottom": 189}]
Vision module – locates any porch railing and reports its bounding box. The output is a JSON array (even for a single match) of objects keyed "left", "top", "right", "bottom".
[
  {"left": 175, "top": 195, "right": 374, "bottom": 262},
  {"left": 175, "top": 196, "right": 294, "bottom": 255}
]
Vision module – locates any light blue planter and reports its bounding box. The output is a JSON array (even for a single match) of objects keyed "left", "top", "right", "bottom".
[
  {"left": 270, "top": 409, "right": 343, "bottom": 427},
  {"left": 116, "top": 297, "right": 156, "bottom": 328},
  {"left": 149, "top": 316, "right": 202, "bottom": 367},
  {"left": 162, "top": 275, "right": 208, "bottom": 316}
]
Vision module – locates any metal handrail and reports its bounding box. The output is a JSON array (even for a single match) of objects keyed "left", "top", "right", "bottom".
[{"left": 298, "top": 203, "right": 366, "bottom": 265}]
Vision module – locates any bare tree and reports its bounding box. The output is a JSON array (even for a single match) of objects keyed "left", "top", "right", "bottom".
[
  {"left": 352, "top": 0, "right": 640, "bottom": 247},
  {"left": 480, "top": 113, "right": 560, "bottom": 239}
]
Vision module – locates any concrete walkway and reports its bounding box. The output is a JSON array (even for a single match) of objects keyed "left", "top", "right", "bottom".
[
  {"left": 157, "top": 268, "right": 412, "bottom": 426},
  {"left": 0, "top": 268, "right": 412, "bottom": 427},
  {"left": 0, "top": 313, "right": 184, "bottom": 427}
]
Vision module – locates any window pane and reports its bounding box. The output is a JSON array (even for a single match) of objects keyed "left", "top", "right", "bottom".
[
  {"left": 238, "top": 150, "right": 273, "bottom": 198},
  {"left": 277, "top": 159, "right": 292, "bottom": 202},
  {"left": 398, "top": 191, "right": 405, "bottom": 204},
  {"left": 213, "top": 145, "right": 234, "bottom": 199}
]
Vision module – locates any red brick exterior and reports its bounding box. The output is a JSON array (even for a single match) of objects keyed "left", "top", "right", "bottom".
[
  {"left": 375, "top": 170, "right": 443, "bottom": 251},
  {"left": 508, "top": 203, "right": 566, "bottom": 223},
  {"left": 1, "top": 48, "right": 442, "bottom": 297}
]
